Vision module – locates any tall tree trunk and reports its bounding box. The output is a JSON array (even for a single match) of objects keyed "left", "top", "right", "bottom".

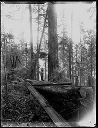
[
  {"left": 80, "top": 48, "right": 83, "bottom": 86},
  {"left": 75, "top": 47, "right": 79, "bottom": 85},
  {"left": 44, "top": 36, "right": 47, "bottom": 81},
  {"left": 29, "top": 4, "right": 35, "bottom": 80},
  {"left": 71, "top": 11, "right": 74, "bottom": 83},
  {"left": 90, "top": 42, "right": 93, "bottom": 77},
  {"left": 45, "top": 57, "right": 47, "bottom": 80},
  {"left": 68, "top": 42, "right": 72, "bottom": 80},
  {"left": 71, "top": 48, "right": 74, "bottom": 83},
  {"left": 94, "top": 68, "right": 96, "bottom": 78},
  {"left": 36, "top": 45, "right": 39, "bottom": 80},
  {"left": 4, "top": 36, "right": 8, "bottom": 104},
  {"left": 62, "top": 10, "right": 66, "bottom": 69},
  {"left": 25, "top": 43, "right": 27, "bottom": 68},
  {"left": 48, "top": 2, "right": 58, "bottom": 81},
  {"left": 36, "top": 4, "right": 40, "bottom": 80}
]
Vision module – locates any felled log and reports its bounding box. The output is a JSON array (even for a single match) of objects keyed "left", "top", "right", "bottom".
[
  {"left": 26, "top": 79, "right": 72, "bottom": 87},
  {"left": 24, "top": 81, "right": 71, "bottom": 127}
]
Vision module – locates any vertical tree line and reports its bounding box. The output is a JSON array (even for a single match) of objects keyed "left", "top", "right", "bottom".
[
  {"left": 48, "top": 2, "right": 58, "bottom": 80},
  {"left": 36, "top": 4, "right": 40, "bottom": 80},
  {"left": 29, "top": 4, "right": 35, "bottom": 80}
]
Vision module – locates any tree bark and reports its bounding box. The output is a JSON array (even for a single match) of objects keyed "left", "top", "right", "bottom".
[
  {"left": 71, "top": 48, "right": 74, "bottom": 83},
  {"left": 29, "top": 4, "right": 35, "bottom": 80},
  {"left": 36, "top": 4, "right": 40, "bottom": 80},
  {"left": 4, "top": 36, "right": 8, "bottom": 104},
  {"left": 71, "top": 11, "right": 74, "bottom": 83},
  {"left": 48, "top": 2, "right": 58, "bottom": 81},
  {"left": 80, "top": 49, "right": 82, "bottom": 86},
  {"left": 25, "top": 43, "right": 27, "bottom": 68},
  {"left": 45, "top": 57, "right": 47, "bottom": 80},
  {"left": 90, "top": 41, "right": 93, "bottom": 77},
  {"left": 68, "top": 42, "right": 72, "bottom": 80}
]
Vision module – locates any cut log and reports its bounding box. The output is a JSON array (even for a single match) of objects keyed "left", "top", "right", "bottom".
[
  {"left": 24, "top": 81, "right": 71, "bottom": 127},
  {"left": 26, "top": 79, "right": 72, "bottom": 86}
]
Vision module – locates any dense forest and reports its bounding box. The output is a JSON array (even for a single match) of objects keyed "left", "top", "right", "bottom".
[{"left": 1, "top": 2, "right": 96, "bottom": 127}]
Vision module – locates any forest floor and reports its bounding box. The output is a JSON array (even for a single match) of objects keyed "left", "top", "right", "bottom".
[
  {"left": 1, "top": 80, "right": 55, "bottom": 127},
  {"left": 1, "top": 74, "right": 95, "bottom": 127}
]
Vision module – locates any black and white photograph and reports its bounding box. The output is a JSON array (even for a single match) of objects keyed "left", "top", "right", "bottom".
[{"left": 1, "top": 1, "right": 96, "bottom": 127}]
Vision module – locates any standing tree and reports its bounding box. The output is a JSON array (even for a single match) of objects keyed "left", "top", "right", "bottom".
[
  {"left": 29, "top": 4, "right": 36, "bottom": 80},
  {"left": 59, "top": 37, "right": 69, "bottom": 76},
  {"left": 1, "top": 33, "right": 8, "bottom": 100},
  {"left": 36, "top": 4, "right": 40, "bottom": 80},
  {"left": 87, "top": 30, "right": 96, "bottom": 78},
  {"left": 68, "top": 38, "right": 73, "bottom": 80},
  {"left": 47, "top": 2, "right": 58, "bottom": 80}
]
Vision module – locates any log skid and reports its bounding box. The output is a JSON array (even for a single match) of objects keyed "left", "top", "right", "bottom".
[
  {"left": 22, "top": 79, "right": 94, "bottom": 127},
  {"left": 2, "top": 76, "right": 94, "bottom": 127},
  {"left": 24, "top": 80, "right": 71, "bottom": 127}
]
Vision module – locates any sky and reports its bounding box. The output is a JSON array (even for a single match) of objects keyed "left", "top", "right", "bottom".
[
  {"left": 55, "top": 2, "right": 96, "bottom": 44},
  {"left": 1, "top": 2, "right": 96, "bottom": 46}
]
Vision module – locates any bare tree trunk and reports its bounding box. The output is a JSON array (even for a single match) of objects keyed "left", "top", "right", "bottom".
[
  {"left": 71, "top": 48, "right": 74, "bottom": 83},
  {"left": 48, "top": 2, "right": 58, "bottom": 81},
  {"left": 75, "top": 47, "right": 79, "bottom": 86},
  {"left": 36, "top": 46, "right": 39, "bottom": 80},
  {"left": 25, "top": 43, "right": 27, "bottom": 68},
  {"left": 94, "top": 68, "right": 96, "bottom": 78},
  {"left": 36, "top": 4, "right": 40, "bottom": 80},
  {"left": 29, "top": 4, "right": 35, "bottom": 80},
  {"left": 4, "top": 36, "right": 8, "bottom": 104},
  {"left": 68, "top": 42, "right": 71, "bottom": 80},
  {"left": 90, "top": 42, "right": 93, "bottom": 77},
  {"left": 80, "top": 48, "right": 83, "bottom": 86},
  {"left": 71, "top": 11, "right": 74, "bottom": 83},
  {"left": 45, "top": 57, "right": 47, "bottom": 80}
]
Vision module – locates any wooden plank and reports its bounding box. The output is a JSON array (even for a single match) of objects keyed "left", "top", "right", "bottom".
[{"left": 25, "top": 81, "right": 71, "bottom": 127}]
